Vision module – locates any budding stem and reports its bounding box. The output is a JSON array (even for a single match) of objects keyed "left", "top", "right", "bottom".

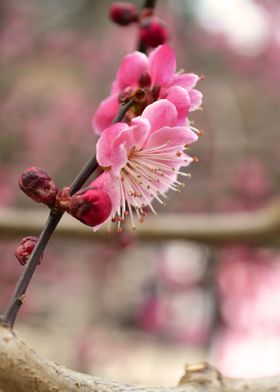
[
  {"left": 137, "top": 0, "right": 158, "bottom": 53},
  {"left": 1, "top": 98, "right": 135, "bottom": 329},
  {"left": 143, "top": 0, "right": 157, "bottom": 9},
  {"left": 2, "top": 212, "right": 63, "bottom": 328}
]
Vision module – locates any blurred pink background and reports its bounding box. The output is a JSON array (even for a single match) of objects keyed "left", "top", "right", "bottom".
[{"left": 1, "top": 0, "right": 280, "bottom": 384}]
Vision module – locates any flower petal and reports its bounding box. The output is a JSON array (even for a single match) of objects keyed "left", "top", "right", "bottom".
[
  {"left": 189, "top": 89, "right": 203, "bottom": 111},
  {"left": 116, "top": 51, "right": 149, "bottom": 90},
  {"left": 96, "top": 122, "right": 129, "bottom": 174},
  {"left": 142, "top": 100, "right": 178, "bottom": 133},
  {"left": 165, "top": 86, "right": 191, "bottom": 126},
  {"left": 130, "top": 117, "right": 151, "bottom": 149},
  {"left": 149, "top": 44, "right": 176, "bottom": 86},
  {"left": 145, "top": 126, "right": 198, "bottom": 149},
  {"left": 90, "top": 171, "right": 120, "bottom": 231},
  {"left": 92, "top": 93, "right": 119, "bottom": 134},
  {"left": 172, "top": 73, "right": 200, "bottom": 90}
]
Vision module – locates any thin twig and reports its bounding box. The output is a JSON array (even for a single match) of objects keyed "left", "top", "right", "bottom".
[
  {"left": 143, "top": 0, "right": 157, "bottom": 10},
  {"left": 1, "top": 98, "right": 135, "bottom": 329},
  {"left": 137, "top": 0, "right": 158, "bottom": 53},
  {"left": 1, "top": 211, "right": 63, "bottom": 328},
  {"left": 112, "top": 97, "right": 135, "bottom": 123},
  {"left": 69, "top": 98, "right": 135, "bottom": 196}
]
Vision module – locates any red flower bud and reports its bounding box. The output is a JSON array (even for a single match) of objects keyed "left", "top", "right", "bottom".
[
  {"left": 139, "top": 17, "right": 169, "bottom": 48},
  {"left": 19, "top": 167, "right": 58, "bottom": 207},
  {"left": 15, "top": 236, "right": 42, "bottom": 266},
  {"left": 109, "top": 2, "right": 138, "bottom": 26},
  {"left": 68, "top": 187, "right": 112, "bottom": 227}
]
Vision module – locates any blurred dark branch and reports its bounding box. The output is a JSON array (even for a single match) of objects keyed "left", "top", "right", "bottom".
[
  {"left": 143, "top": 0, "right": 157, "bottom": 8},
  {"left": 1, "top": 199, "right": 280, "bottom": 246}
]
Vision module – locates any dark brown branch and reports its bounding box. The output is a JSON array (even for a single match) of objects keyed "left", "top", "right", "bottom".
[
  {"left": 69, "top": 156, "right": 98, "bottom": 196},
  {"left": 143, "top": 0, "right": 157, "bottom": 8},
  {"left": 1, "top": 99, "right": 136, "bottom": 329},
  {"left": 112, "top": 97, "right": 135, "bottom": 123},
  {"left": 1, "top": 211, "right": 63, "bottom": 328}
]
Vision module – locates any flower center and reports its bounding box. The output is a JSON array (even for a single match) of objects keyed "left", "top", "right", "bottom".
[
  {"left": 110, "top": 143, "right": 191, "bottom": 232},
  {"left": 118, "top": 72, "right": 161, "bottom": 122}
]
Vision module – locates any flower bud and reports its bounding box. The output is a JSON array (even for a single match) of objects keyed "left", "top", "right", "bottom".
[
  {"left": 15, "top": 236, "right": 42, "bottom": 266},
  {"left": 68, "top": 187, "right": 112, "bottom": 227},
  {"left": 19, "top": 167, "right": 58, "bottom": 207},
  {"left": 139, "top": 17, "right": 169, "bottom": 48},
  {"left": 109, "top": 2, "right": 138, "bottom": 26}
]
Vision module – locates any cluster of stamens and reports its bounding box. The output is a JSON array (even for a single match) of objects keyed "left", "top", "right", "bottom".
[{"left": 109, "top": 142, "right": 193, "bottom": 232}]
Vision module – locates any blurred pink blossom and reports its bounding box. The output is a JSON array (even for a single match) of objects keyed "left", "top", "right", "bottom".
[{"left": 93, "top": 44, "right": 202, "bottom": 133}]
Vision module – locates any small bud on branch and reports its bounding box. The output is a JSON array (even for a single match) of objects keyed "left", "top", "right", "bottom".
[
  {"left": 19, "top": 167, "right": 58, "bottom": 207},
  {"left": 139, "top": 17, "right": 169, "bottom": 48},
  {"left": 109, "top": 2, "right": 138, "bottom": 26},
  {"left": 15, "top": 236, "right": 42, "bottom": 266},
  {"left": 68, "top": 187, "right": 112, "bottom": 227}
]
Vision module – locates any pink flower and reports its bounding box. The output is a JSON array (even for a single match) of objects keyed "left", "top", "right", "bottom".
[
  {"left": 93, "top": 44, "right": 203, "bottom": 134},
  {"left": 92, "top": 100, "right": 198, "bottom": 231}
]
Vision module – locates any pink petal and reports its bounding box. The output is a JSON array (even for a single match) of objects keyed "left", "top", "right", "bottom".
[
  {"left": 92, "top": 93, "right": 119, "bottom": 134},
  {"left": 90, "top": 172, "right": 121, "bottom": 231},
  {"left": 116, "top": 51, "right": 149, "bottom": 90},
  {"left": 93, "top": 171, "right": 120, "bottom": 213},
  {"left": 96, "top": 123, "right": 129, "bottom": 174},
  {"left": 109, "top": 118, "right": 151, "bottom": 171},
  {"left": 142, "top": 100, "right": 178, "bottom": 133},
  {"left": 130, "top": 117, "right": 151, "bottom": 149},
  {"left": 111, "top": 80, "right": 120, "bottom": 94},
  {"left": 110, "top": 144, "right": 128, "bottom": 175},
  {"left": 145, "top": 126, "right": 198, "bottom": 149},
  {"left": 166, "top": 86, "right": 191, "bottom": 126},
  {"left": 189, "top": 89, "right": 203, "bottom": 111},
  {"left": 172, "top": 73, "right": 199, "bottom": 90},
  {"left": 149, "top": 44, "right": 176, "bottom": 86}
]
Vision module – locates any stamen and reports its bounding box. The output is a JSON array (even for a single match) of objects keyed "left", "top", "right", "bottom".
[{"left": 110, "top": 138, "right": 194, "bottom": 231}]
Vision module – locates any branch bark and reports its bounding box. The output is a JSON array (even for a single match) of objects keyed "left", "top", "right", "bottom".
[{"left": 0, "top": 325, "right": 280, "bottom": 392}]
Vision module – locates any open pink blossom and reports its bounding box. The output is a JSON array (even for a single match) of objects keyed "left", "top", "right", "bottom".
[
  {"left": 92, "top": 100, "right": 198, "bottom": 231},
  {"left": 93, "top": 44, "right": 203, "bottom": 134}
]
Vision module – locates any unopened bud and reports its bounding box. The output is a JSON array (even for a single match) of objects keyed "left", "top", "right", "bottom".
[
  {"left": 15, "top": 236, "right": 42, "bottom": 266},
  {"left": 19, "top": 167, "right": 58, "bottom": 207},
  {"left": 109, "top": 2, "right": 138, "bottom": 26},
  {"left": 139, "top": 17, "right": 169, "bottom": 48},
  {"left": 68, "top": 187, "right": 112, "bottom": 227}
]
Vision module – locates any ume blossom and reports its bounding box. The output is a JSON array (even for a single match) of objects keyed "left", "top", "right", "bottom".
[
  {"left": 92, "top": 100, "right": 198, "bottom": 231},
  {"left": 93, "top": 44, "right": 203, "bottom": 134}
]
